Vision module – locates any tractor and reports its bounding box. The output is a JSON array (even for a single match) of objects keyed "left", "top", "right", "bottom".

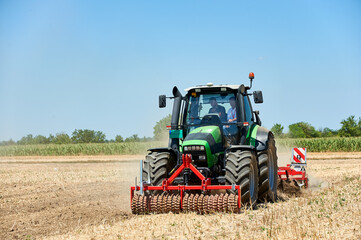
[{"left": 131, "top": 72, "right": 278, "bottom": 214}]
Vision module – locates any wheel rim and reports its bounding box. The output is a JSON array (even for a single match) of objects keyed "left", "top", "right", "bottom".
[
  {"left": 249, "top": 164, "right": 255, "bottom": 199},
  {"left": 269, "top": 152, "right": 275, "bottom": 190}
]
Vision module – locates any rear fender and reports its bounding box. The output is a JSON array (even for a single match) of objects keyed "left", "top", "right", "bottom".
[{"left": 255, "top": 126, "right": 273, "bottom": 151}]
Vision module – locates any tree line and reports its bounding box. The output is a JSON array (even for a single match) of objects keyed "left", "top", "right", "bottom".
[
  {"left": 271, "top": 115, "right": 361, "bottom": 138},
  {"left": 1, "top": 115, "right": 359, "bottom": 146},
  {"left": 0, "top": 129, "right": 153, "bottom": 146}
]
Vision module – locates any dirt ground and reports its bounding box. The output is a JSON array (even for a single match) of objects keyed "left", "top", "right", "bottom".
[
  {"left": 1, "top": 153, "right": 360, "bottom": 239},
  {"left": 0, "top": 156, "right": 141, "bottom": 239}
]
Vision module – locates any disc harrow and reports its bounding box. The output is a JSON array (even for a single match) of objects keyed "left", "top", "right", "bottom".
[
  {"left": 278, "top": 148, "right": 308, "bottom": 188},
  {"left": 131, "top": 154, "right": 241, "bottom": 214}
]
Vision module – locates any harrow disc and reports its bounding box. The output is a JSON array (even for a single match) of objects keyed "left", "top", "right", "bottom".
[
  {"left": 171, "top": 194, "right": 181, "bottom": 213},
  {"left": 150, "top": 194, "right": 159, "bottom": 213},
  {"left": 212, "top": 194, "right": 219, "bottom": 212},
  {"left": 223, "top": 193, "right": 229, "bottom": 212},
  {"left": 217, "top": 193, "right": 224, "bottom": 212},
  {"left": 197, "top": 194, "right": 204, "bottom": 214},
  {"left": 131, "top": 194, "right": 140, "bottom": 214},
  {"left": 159, "top": 193, "right": 168, "bottom": 214},
  {"left": 202, "top": 195, "right": 209, "bottom": 214},
  {"left": 183, "top": 193, "right": 189, "bottom": 212}
]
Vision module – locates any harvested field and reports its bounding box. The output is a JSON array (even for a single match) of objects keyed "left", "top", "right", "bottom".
[{"left": 0, "top": 153, "right": 360, "bottom": 239}]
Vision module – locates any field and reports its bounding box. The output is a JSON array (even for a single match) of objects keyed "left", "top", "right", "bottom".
[
  {"left": 1, "top": 151, "right": 360, "bottom": 239},
  {"left": 277, "top": 137, "right": 361, "bottom": 152},
  {"left": 1, "top": 137, "right": 361, "bottom": 157},
  {"left": 0, "top": 142, "right": 164, "bottom": 156}
]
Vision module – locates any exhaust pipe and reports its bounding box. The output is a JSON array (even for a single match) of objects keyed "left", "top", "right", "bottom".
[{"left": 169, "top": 86, "right": 182, "bottom": 150}]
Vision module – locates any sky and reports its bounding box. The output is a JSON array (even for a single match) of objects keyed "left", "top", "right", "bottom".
[{"left": 0, "top": 0, "right": 360, "bottom": 141}]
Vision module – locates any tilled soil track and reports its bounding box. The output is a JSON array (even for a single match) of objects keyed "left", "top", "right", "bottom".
[
  {"left": 1, "top": 153, "right": 360, "bottom": 239},
  {"left": 0, "top": 160, "right": 138, "bottom": 239}
]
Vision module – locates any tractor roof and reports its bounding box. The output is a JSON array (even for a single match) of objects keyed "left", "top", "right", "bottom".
[{"left": 185, "top": 83, "right": 241, "bottom": 92}]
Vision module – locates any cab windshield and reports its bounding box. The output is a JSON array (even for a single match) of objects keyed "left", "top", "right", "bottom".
[{"left": 186, "top": 92, "right": 236, "bottom": 126}]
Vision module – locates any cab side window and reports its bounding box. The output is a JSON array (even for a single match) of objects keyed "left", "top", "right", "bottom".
[{"left": 244, "top": 96, "right": 253, "bottom": 123}]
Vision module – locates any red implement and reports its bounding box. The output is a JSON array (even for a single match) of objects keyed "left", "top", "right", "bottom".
[
  {"left": 277, "top": 148, "right": 308, "bottom": 188},
  {"left": 278, "top": 164, "right": 308, "bottom": 188},
  {"left": 130, "top": 154, "right": 241, "bottom": 214}
]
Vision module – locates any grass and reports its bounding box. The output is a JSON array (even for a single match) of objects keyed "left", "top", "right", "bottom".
[
  {"left": 277, "top": 137, "right": 361, "bottom": 152},
  {"left": 0, "top": 142, "right": 164, "bottom": 156},
  {"left": 1, "top": 137, "right": 361, "bottom": 157}
]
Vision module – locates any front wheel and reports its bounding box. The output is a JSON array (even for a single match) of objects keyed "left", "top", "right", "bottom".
[
  {"left": 225, "top": 150, "right": 259, "bottom": 208},
  {"left": 143, "top": 152, "right": 175, "bottom": 193}
]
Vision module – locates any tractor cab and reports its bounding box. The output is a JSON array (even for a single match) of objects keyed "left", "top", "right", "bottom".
[
  {"left": 160, "top": 73, "right": 264, "bottom": 158},
  {"left": 184, "top": 85, "right": 246, "bottom": 147}
]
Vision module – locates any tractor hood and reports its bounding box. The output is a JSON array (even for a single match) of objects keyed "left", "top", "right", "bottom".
[
  {"left": 183, "top": 126, "right": 223, "bottom": 151},
  {"left": 182, "top": 126, "right": 223, "bottom": 167}
]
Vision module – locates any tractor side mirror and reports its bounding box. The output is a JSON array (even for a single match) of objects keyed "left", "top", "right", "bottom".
[
  {"left": 253, "top": 91, "right": 263, "bottom": 104},
  {"left": 253, "top": 110, "right": 262, "bottom": 126},
  {"left": 159, "top": 95, "right": 166, "bottom": 108}
]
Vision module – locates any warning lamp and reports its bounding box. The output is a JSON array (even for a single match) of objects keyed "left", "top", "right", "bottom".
[{"left": 248, "top": 72, "right": 254, "bottom": 89}]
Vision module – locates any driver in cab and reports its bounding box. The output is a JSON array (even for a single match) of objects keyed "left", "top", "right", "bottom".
[
  {"left": 227, "top": 97, "right": 237, "bottom": 124},
  {"left": 224, "top": 96, "right": 238, "bottom": 133},
  {"left": 208, "top": 97, "right": 227, "bottom": 122}
]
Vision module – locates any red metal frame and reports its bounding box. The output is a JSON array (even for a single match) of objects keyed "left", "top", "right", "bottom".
[
  {"left": 278, "top": 164, "right": 308, "bottom": 188},
  {"left": 131, "top": 154, "right": 241, "bottom": 209}
]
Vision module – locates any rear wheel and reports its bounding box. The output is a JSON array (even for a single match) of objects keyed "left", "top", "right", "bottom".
[
  {"left": 143, "top": 152, "right": 175, "bottom": 192},
  {"left": 225, "top": 150, "right": 258, "bottom": 207},
  {"left": 258, "top": 135, "right": 278, "bottom": 202}
]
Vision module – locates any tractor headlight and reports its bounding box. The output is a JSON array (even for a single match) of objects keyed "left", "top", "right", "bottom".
[{"left": 184, "top": 145, "right": 205, "bottom": 152}]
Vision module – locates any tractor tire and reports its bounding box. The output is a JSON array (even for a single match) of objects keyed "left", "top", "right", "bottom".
[
  {"left": 142, "top": 152, "right": 175, "bottom": 192},
  {"left": 225, "top": 150, "right": 258, "bottom": 207},
  {"left": 257, "top": 135, "right": 278, "bottom": 202}
]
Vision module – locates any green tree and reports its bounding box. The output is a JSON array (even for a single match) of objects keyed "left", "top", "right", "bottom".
[
  {"left": 288, "top": 122, "right": 320, "bottom": 138},
  {"left": 339, "top": 116, "right": 361, "bottom": 137},
  {"left": 271, "top": 123, "right": 284, "bottom": 137},
  {"left": 52, "top": 133, "right": 72, "bottom": 144},
  {"left": 319, "top": 127, "right": 338, "bottom": 137},
  {"left": 153, "top": 114, "right": 171, "bottom": 141},
  {"left": 0, "top": 139, "right": 16, "bottom": 146},
  {"left": 124, "top": 134, "right": 140, "bottom": 142},
  {"left": 18, "top": 134, "right": 34, "bottom": 145},
  {"left": 71, "top": 129, "right": 106, "bottom": 143},
  {"left": 115, "top": 135, "right": 124, "bottom": 143},
  {"left": 33, "top": 135, "right": 49, "bottom": 144}
]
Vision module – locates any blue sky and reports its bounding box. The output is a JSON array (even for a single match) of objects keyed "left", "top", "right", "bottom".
[{"left": 0, "top": 0, "right": 360, "bottom": 141}]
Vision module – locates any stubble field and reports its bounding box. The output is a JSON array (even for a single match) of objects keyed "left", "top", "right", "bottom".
[{"left": 0, "top": 152, "right": 360, "bottom": 239}]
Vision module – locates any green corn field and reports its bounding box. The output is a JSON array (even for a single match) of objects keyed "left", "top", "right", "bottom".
[
  {"left": 0, "top": 137, "right": 360, "bottom": 156},
  {"left": 0, "top": 142, "right": 164, "bottom": 156},
  {"left": 277, "top": 137, "right": 361, "bottom": 152}
]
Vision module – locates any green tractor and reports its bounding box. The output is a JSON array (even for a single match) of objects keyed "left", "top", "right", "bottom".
[{"left": 140, "top": 72, "right": 278, "bottom": 211}]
